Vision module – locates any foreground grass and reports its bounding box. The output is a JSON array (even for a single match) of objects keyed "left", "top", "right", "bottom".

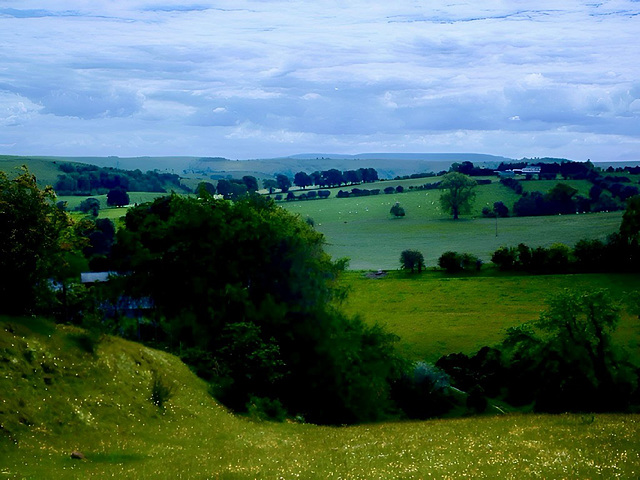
[
  {"left": 340, "top": 271, "right": 640, "bottom": 362},
  {"left": 2, "top": 316, "right": 639, "bottom": 479}
]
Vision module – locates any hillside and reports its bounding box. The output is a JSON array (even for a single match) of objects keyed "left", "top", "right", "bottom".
[
  {"left": 2, "top": 316, "right": 639, "bottom": 478},
  {"left": 3, "top": 153, "right": 521, "bottom": 184}
]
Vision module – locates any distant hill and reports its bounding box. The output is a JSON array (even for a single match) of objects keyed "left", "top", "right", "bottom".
[
  {"left": 9, "top": 153, "right": 632, "bottom": 185},
  {"left": 288, "top": 152, "right": 514, "bottom": 162},
  {"left": 188, "top": 153, "right": 519, "bottom": 179}
]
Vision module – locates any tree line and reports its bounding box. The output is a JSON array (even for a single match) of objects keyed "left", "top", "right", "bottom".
[{"left": 54, "top": 162, "right": 189, "bottom": 196}]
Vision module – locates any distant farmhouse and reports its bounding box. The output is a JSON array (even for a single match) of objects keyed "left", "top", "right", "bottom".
[{"left": 496, "top": 166, "right": 541, "bottom": 178}]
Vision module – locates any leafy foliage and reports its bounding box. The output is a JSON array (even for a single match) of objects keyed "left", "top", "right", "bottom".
[
  {"left": 390, "top": 202, "right": 405, "bottom": 217},
  {"left": 439, "top": 172, "right": 477, "bottom": 220},
  {"left": 54, "top": 163, "right": 187, "bottom": 195},
  {"left": 500, "top": 289, "right": 637, "bottom": 412},
  {"left": 106, "top": 187, "right": 129, "bottom": 207},
  {"left": 400, "top": 250, "right": 424, "bottom": 273},
  {"left": 114, "top": 194, "right": 403, "bottom": 423},
  {"left": 0, "top": 167, "right": 86, "bottom": 314}
]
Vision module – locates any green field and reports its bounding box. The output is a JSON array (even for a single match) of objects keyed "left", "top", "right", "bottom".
[
  {"left": 282, "top": 181, "right": 622, "bottom": 269},
  {"left": 340, "top": 271, "right": 640, "bottom": 362},
  {"left": 2, "top": 316, "right": 639, "bottom": 479}
]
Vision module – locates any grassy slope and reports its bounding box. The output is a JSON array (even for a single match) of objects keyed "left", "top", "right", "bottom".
[
  {"left": 2, "top": 316, "right": 639, "bottom": 479},
  {"left": 282, "top": 180, "right": 622, "bottom": 269},
  {"left": 340, "top": 271, "right": 640, "bottom": 362}
]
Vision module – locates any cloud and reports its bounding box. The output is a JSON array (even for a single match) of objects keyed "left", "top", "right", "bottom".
[{"left": 0, "top": 1, "right": 638, "bottom": 160}]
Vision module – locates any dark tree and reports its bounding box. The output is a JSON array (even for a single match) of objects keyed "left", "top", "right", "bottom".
[
  {"left": 242, "top": 176, "right": 259, "bottom": 192},
  {"left": 620, "top": 195, "right": 640, "bottom": 246},
  {"left": 216, "top": 179, "right": 233, "bottom": 197},
  {"left": 197, "top": 181, "right": 216, "bottom": 197},
  {"left": 106, "top": 187, "right": 130, "bottom": 207},
  {"left": 438, "top": 251, "right": 463, "bottom": 273},
  {"left": 114, "top": 195, "right": 404, "bottom": 424},
  {"left": 493, "top": 201, "right": 509, "bottom": 217},
  {"left": 545, "top": 183, "right": 578, "bottom": 214},
  {"left": 276, "top": 174, "right": 291, "bottom": 192},
  {"left": 390, "top": 202, "right": 406, "bottom": 217},
  {"left": 293, "top": 172, "right": 313, "bottom": 189},
  {"left": 322, "top": 169, "right": 344, "bottom": 187},
  {"left": 359, "top": 168, "right": 379, "bottom": 183},
  {"left": 77, "top": 197, "right": 101, "bottom": 216},
  {"left": 344, "top": 170, "right": 362, "bottom": 185},
  {"left": 400, "top": 250, "right": 425, "bottom": 273},
  {"left": 263, "top": 179, "right": 277, "bottom": 194},
  {"left": 501, "top": 289, "right": 637, "bottom": 412},
  {"left": 0, "top": 167, "right": 85, "bottom": 314}
]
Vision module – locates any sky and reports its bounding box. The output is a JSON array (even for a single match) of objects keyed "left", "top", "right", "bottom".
[{"left": 0, "top": 1, "right": 639, "bottom": 161}]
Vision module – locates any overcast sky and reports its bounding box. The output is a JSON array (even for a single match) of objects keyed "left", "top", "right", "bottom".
[{"left": 1, "top": 1, "right": 639, "bottom": 161}]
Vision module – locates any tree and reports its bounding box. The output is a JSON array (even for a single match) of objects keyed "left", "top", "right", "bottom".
[
  {"left": 493, "top": 201, "right": 509, "bottom": 218},
  {"left": 263, "top": 179, "right": 277, "bottom": 194},
  {"left": 545, "top": 183, "right": 578, "bottom": 214},
  {"left": 344, "top": 170, "right": 362, "bottom": 185},
  {"left": 400, "top": 250, "right": 425, "bottom": 273},
  {"left": 0, "top": 167, "right": 84, "bottom": 314},
  {"left": 77, "top": 197, "right": 100, "bottom": 216},
  {"left": 106, "top": 187, "right": 129, "bottom": 207},
  {"left": 390, "top": 202, "right": 405, "bottom": 217},
  {"left": 196, "top": 181, "right": 216, "bottom": 198},
  {"left": 242, "top": 175, "right": 259, "bottom": 192},
  {"left": 322, "top": 169, "right": 344, "bottom": 187},
  {"left": 293, "top": 172, "right": 313, "bottom": 190},
  {"left": 359, "top": 167, "right": 379, "bottom": 183},
  {"left": 501, "top": 289, "right": 637, "bottom": 412},
  {"left": 439, "top": 172, "right": 477, "bottom": 220},
  {"left": 620, "top": 195, "right": 640, "bottom": 246},
  {"left": 438, "top": 251, "right": 463, "bottom": 273},
  {"left": 114, "top": 194, "right": 403, "bottom": 424},
  {"left": 216, "top": 179, "right": 233, "bottom": 197},
  {"left": 276, "top": 174, "right": 291, "bottom": 192}
]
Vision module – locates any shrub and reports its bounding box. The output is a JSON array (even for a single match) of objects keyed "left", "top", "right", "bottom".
[
  {"left": 150, "top": 371, "right": 174, "bottom": 409},
  {"left": 491, "top": 246, "right": 518, "bottom": 270},
  {"left": 400, "top": 249, "right": 425, "bottom": 273},
  {"left": 391, "top": 362, "right": 454, "bottom": 419},
  {"left": 438, "top": 251, "right": 463, "bottom": 273},
  {"left": 390, "top": 202, "right": 406, "bottom": 217}
]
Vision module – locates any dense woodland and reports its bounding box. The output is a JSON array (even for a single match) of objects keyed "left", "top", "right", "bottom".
[{"left": 2, "top": 163, "right": 640, "bottom": 425}]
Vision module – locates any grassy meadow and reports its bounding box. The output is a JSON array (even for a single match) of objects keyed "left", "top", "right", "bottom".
[
  {"left": 281, "top": 178, "right": 622, "bottom": 269},
  {"left": 2, "top": 316, "right": 639, "bottom": 479},
  {"left": 340, "top": 271, "right": 640, "bottom": 362}
]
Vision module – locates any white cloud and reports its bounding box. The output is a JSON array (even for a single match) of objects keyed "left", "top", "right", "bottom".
[{"left": 0, "top": 1, "right": 638, "bottom": 160}]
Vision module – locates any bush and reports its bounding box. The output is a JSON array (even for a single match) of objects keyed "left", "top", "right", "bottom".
[
  {"left": 491, "top": 246, "right": 518, "bottom": 270},
  {"left": 390, "top": 202, "right": 406, "bottom": 217},
  {"left": 150, "top": 371, "right": 174, "bottom": 409},
  {"left": 438, "top": 251, "right": 463, "bottom": 273},
  {"left": 400, "top": 249, "right": 425, "bottom": 273},
  {"left": 391, "top": 362, "right": 454, "bottom": 419}
]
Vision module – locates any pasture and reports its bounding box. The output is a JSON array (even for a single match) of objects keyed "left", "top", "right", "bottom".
[
  {"left": 282, "top": 180, "right": 623, "bottom": 269},
  {"left": 2, "top": 316, "right": 639, "bottom": 479},
  {"left": 340, "top": 271, "right": 640, "bottom": 362}
]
